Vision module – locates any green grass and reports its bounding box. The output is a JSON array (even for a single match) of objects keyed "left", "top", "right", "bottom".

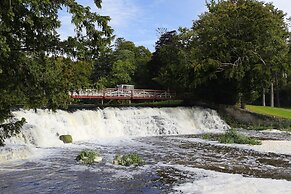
[{"left": 246, "top": 105, "right": 291, "bottom": 119}]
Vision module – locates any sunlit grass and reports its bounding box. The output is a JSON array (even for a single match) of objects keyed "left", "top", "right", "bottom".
[{"left": 246, "top": 105, "right": 291, "bottom": 119}]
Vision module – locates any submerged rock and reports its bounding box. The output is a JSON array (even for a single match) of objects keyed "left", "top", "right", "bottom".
[{"left": 59, "top": 135, "right": 73, "bottom": 143}]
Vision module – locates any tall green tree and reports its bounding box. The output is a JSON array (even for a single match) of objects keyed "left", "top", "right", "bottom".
[
  {"left": 92, "top": 38, "right": 151, "bottom": 88},
  {"left": 191, "top": 0, "right": 289, "bottom": 106},
  {"left": 0, "top": 0, "right": 113, "bottom": 146}
]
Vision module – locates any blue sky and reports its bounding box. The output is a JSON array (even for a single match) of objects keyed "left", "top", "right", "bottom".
[{"left": 58, "top": 0, "right": 291, "bottom": 52}]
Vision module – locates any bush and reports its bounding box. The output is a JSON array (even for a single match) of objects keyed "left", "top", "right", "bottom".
[
  {"left": 219, "top": 129, "right": 261, "bottom": 145},
  {"left": 76, "top": 150, "right": 102, "bottom": 164},
  {"left": 0, "top": 118, "right": 26, "bottom": 146},
  {"left": 59, "top": 135, "right": 73, "bottom": 143},
  {"left": 113, "top": 153, "right": 144, "bottom": 166},
  {"left": 202, "top": 134, "right": 210, "bottom": 140}
]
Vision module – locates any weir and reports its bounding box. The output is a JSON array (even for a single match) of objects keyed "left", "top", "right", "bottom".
[
  {"left": 6, "top": 107, "right": 228, "bottom": 148},
  {"left": 2, "top": 107, "right": 291, "bottom": 194}
]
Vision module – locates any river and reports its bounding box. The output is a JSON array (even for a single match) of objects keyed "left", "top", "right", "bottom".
[{"left": 0, "top": 107, "right": 291, "bottom": 193}]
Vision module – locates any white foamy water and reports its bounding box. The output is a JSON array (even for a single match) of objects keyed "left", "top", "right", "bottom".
[
  {"left": 0, "top": 145, "right": 32, "bottom": 162},
  {"left": 171, "top": 165, "right": 291, "bottom": 194},
  {"left": 8, "top": 107, "right": 229, "bottom": 147},
  {"left": 253, "top": 140, "right": 291, "bottom": 155}
]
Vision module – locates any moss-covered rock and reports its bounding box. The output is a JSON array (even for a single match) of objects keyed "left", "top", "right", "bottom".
[
  {"left": 59, "top": 135, "right": 73, "bottom": 143},
  {"left": 76, "top": 150, "right": 102, "bottom": 164},
  {"left": 113, "top": 153, "right": 144, "bottom": 166}
]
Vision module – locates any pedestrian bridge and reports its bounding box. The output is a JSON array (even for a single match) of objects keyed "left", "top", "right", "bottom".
[{"left": 70, "top": 88, "right": 176, "bottom": 100}]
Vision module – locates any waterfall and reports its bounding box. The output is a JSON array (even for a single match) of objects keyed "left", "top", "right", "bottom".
[{"left": 5, "top": 107, "right": 228, "bottom": 148}]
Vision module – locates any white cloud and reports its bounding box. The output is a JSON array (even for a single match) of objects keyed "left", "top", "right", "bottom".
[
  {"left": 57, "top": 0, "right": 142, "bottom": 39},
  {"left": 99, "top": 0, "right": 141, "bottom": 28}
]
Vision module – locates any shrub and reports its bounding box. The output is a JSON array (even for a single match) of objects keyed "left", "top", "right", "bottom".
[
  {"left": 202, "top": 134, "right": 210, "bottom": 140},
  {"left": 59, "top": 135, "right": 73, "bottom": 143},
  {"left": 113, "top": 153, "right": 144, "bottom": 166},
  {"left": 219, "top": 129, "right": 261, "bottom": 145},
  {"left": 76, "top": 150, "right": 102, "bottom": 164},
  {"left": 0, "top": 118, "right": 26, "bottom": 146}
]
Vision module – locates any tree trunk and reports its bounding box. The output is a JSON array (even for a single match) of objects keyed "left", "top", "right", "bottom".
[
  {"left": 240, "top": 94, "right": 246, "bottom": 109},
  {"left": 270, "top": 82, "right": 274, "bottom": 107},
  {"left": 262, "top": 88, "right": 266, "bottom": 106},
  {"left": 276, "top": 89, "right": 280, "bottom": 107},
  {"left": 275, "top": 74, "right": 280, "bottom": 107}
]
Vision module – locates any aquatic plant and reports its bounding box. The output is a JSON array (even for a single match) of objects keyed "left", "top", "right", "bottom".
[
  {"left": 113, "top": 153, "right": 144, "bottom": 166},
  {"left": 76, "top": 150, "right": 102, "bottom": 164},
  {"left": 202, "top": 134, "right": 210, "bottom": 140},
  {"left": 219, "top": 129, "right": 261, "bottom": 145}
]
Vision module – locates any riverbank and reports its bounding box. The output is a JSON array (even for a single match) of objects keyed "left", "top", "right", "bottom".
[
  {"left": 216, "top": 105, "right": 291, "bottom": 131},
  {"left": 179, "top": 101, "right": 291, "bottom": 131},
  {"left": 246, "top": 105, "right": 291, "bottom": 119}
]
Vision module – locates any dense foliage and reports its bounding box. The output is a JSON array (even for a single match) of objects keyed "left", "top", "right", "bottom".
[
  {"left": 0, "top": 118, "right": 26, "bottom": 146},
  {"left": 113, "top": 153, "right": 144, "bottom": 166},
  {"left": 148, "top": 0, "right": 290, "bottom": 106},
  {"left": 1, "top": 0, "right": 290, "bottom": 145},
  {"left": 92, "top": 38, "right": 152, "bottom": 88},
  {"left": 0, "top": 0, "right": 113, "bottom": 146}
]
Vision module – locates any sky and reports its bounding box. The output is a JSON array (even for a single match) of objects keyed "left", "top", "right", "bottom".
[{"left": 58, "top": 0, "right": 291, "bottom": 52}]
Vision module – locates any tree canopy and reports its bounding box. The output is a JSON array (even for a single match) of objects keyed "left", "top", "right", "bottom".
[
  {"left": 1, "top": 0, "right": 290, "bottom": 146},
  {"left": 148, "top": 0, "right": 290, "bottom": 105},
  {"left": 92, "top": 38, "right": 152, "bottom": 88},
  {"left": 0, "top": 0, "right": 113, "bottom": 145}
]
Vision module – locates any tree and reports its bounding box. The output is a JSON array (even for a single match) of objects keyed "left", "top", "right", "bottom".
[
  {"left": 147, "top": 30, "right": 179, "bottom": 89},
  {"left": 133, "top": 46, "right": 152, "bottom": 88},
  {"left": 190, "top": 0, "right": 289, "bottom": 106},
  {"left": 0, "top": 0, "right": 113, "bottom": 146},
  {"left": 92, "top": 38, "right": 152, "bottom": 88}
]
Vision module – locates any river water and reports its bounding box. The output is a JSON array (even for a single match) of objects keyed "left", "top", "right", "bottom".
[{"left": 0, "top": 107, "right": 291, "bottom": 193}]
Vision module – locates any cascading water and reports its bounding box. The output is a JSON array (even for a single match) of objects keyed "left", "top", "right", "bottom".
[
  {"left": 1, "top": 107, "right": 291, "bottom": 193},
  {"left": 0, "top": 107, "right": 228, "bottom": 162},
  {"left": 8, "top": 107, "right": 229, "bottom": 147}
]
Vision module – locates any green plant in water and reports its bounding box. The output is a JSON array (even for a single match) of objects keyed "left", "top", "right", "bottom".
[
  {"left": 219, "top": 129, "right": 261, "bottom": 145},
  {"left": 76, "top": 150, "right": 101, "bottom": 164},
  {"left": 113, "top": 153, "right": 144, "bottom": 166},
  {"left": 202, "top": 134, "right": 210, "bottom": 140}
]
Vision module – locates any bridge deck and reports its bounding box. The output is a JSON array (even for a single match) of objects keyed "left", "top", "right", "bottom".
[{"left": 70, "top": 88, "right": 176, "bottom": 100}]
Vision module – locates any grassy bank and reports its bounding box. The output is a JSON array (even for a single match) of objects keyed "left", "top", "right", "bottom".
[
  {"left": 246, "top": 105, "right": 291, "bottom": 120},
  {"left": 213, "top": 105, "right": 291, "bottom": 131}
]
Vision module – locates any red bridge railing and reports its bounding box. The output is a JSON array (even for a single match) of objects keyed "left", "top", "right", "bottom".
[{"left": 70, "top": 88, "right": 176, "bottom": 100}]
